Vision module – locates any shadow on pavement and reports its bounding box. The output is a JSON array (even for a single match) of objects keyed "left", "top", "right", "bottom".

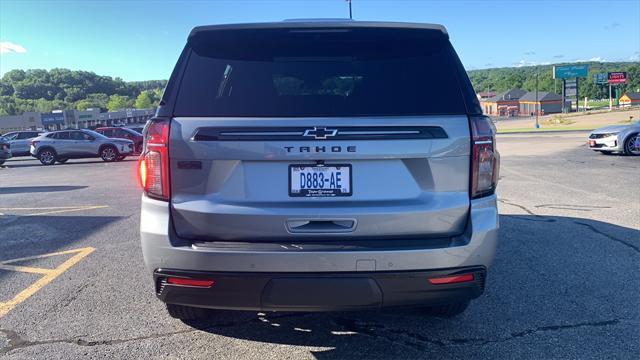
[
  {"left": 0, "top": 185, "right": 88, "bottom": 194},
  {"left": 174, "top": 214, "right": 639, "bottom": 359}
]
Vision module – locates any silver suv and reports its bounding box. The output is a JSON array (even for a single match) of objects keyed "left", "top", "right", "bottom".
[
  {"left": 2, "top": 131, "right": 41, "bottom": 156},
  {"left": 140, "top": 20, "right": 500, "bottom": 320},
  {"left": 30, "top": 129, "right": 134, "bottom": 165}
]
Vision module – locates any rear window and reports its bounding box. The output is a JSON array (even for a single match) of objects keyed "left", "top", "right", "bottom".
[{"left": 174, "top": 27, "right": 476, "bottom": 117}]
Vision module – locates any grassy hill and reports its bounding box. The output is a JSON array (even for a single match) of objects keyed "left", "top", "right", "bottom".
[{"left": 467, "top": 62, "right": 640, "bottom": 100}]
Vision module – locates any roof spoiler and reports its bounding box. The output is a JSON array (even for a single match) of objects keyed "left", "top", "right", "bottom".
[{"left": 188, "top": 21, "right": 449, "bottom": 41}]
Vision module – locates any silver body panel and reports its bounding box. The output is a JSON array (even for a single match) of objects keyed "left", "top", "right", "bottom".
[
  {"left": 141, "top": 194, "right": 498, "bottom": 272},
  {"left": 169, "top": 116, "right": 472, "bottom": 241}
]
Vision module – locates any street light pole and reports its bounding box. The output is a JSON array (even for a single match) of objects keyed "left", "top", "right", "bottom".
[
  {"left": 347, "top": 0, "right": 352, "bottom": 19},
  {"left": 535, "top": 72, "right": 540, "bottom": 128}
]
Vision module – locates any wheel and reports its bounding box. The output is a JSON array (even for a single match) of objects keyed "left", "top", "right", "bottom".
[
  {"left": 166, "top": 304, "right": 211, "bottom": 320},
  {"left": 57, "top": 158, "right": 68, "bottom": 164},
  {"left": 424, "top": 301, "right": 470, "bottom": 318},
  {"left": 100, "top": 145, "right": 118, "bottom": 162},
  {"left": 116, "top": 155, "right": 126, "bottom": 161},
  {"left": 38, "top": 149, "right": 57, "bottom": 165},
  {"left": 623, "top": 133, "right": 640, "bottom": 156},
  {"left": 0, "top": 160, "right": 4, "bottom": 166},
  {"left": 135, "top": 143, "right": 143, "bottom": 154}
]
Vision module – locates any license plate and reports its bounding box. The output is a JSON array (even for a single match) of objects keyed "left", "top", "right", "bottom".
[
  {"left": 588, "top": 140, "right": 596, "bottom": 147},
  {"left": 289, "top": 164, "right": 352, "bottom": 197}
]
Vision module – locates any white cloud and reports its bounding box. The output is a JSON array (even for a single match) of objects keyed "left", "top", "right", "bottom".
[
  {"left": 513, "top": 59, "right": 539, "bottom": 67},
  {"left": 589, "top": 57, "right": 605, "bottom": 62},
  {"left": 0, "top": 41, "right": 27, "bottom": 54}
]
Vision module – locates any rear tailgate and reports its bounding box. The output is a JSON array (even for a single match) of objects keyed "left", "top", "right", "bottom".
[
  {"left": 169, "top": 116, "right": 470, "bottom": 241},
  {"left": 165, "top": 23, "right": 480, "bottom": 242}
]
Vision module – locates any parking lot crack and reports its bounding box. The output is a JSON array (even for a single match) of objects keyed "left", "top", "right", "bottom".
[
  {"left": 327, "top": 318, "right": 624, "bottom": 350},
  {"left": 503, "top": 319, "right": 621, "bottom": 342},
  {"left": 573, "top": 222, "right": 640, "bottom": 253},
  {"left": 0, "top": 314, "right": 312, "bottom": 354},
  {"left": 0, "top": 327, "right": 197, "bottom": 354},
  {"left": 498, "top": 199, "right": 556, "bottom": 222}
]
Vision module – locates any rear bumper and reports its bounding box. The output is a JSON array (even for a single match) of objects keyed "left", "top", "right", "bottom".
[
  {"left": 141, "top": 194, "right": 498, "bottom": 273},
  {"left": 154, "top": 267, "right": 486, "bottom": 311}
]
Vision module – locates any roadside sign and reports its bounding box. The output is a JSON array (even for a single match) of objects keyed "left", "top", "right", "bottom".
[
  {"left": 553, "top": 64, "right": 589, "bottom": 79},
  {"left": 564, "top": 80, "right": 577, "bottom": 96},
  {"left": 607, "top": 72, "right": 627, "bottom": 84},
  {"left": 41, "top": 113, "right": 65, "bottom": 125},
  {"left": 593, "top": 73, "right": 608, "bottom": 84}
]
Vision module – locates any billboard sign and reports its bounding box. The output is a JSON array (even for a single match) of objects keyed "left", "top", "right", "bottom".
[
  {"left": 592, "top": 73, "right": 608, "bottom": 84},
  {"left": 607, "top": 72, "right": 627, "bottom": 84},
  {"left": 554, "top": 64, "right": 589, "bottom": 79},
  {"left": 41, "top": 113, "right": 65, "bottom": 125},
  {"left": 564, "top": 80, "right": 577, "bottom": 96}
]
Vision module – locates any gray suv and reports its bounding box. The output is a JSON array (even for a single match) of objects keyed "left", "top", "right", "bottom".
[
  {"left": 139, "top": 20, "right": 500, "bottom": 320},
  {"left": 30, "top": 129, "right": 134, "bottom": 165}
]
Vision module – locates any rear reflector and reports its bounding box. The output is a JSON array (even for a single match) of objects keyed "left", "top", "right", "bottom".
[
  {"left": 428, "top": 273, "right": 474, "bottom": 285},
  {"left": 166, "top": 277, "right": 215, "bottom": 288}
]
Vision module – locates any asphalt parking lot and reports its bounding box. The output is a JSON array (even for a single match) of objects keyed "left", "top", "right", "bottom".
[{"left": 0, "top": 132, "right": 638, "bottom": 359}]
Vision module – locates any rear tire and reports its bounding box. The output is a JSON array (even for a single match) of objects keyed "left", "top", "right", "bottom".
[
  {"left": 424, "top": 300, "right": 470, "bottom": 318},
  {"left": 623, "top": 133, "right": 640, "bottom": 156},
  {"left": 166, "top": 304, "right": 211, "bottom": 320},
  {"left": 0, "top": 160, "right": 4, "bottom": 166},
  {"left": 38, "top": 149, "right": 57, "bottom": 165},
  {"left": 135, "top": 143, "right": 143, "bottom": 154},
  {"left": 100, "top": 145, "right": 118, "bottom": 162}
]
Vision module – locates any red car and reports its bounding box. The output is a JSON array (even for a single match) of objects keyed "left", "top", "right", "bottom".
[{"left": 95, "top": 127, "right": 143, "bottom": 154}]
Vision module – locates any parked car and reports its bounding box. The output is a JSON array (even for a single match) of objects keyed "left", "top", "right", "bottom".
[
  {"left": 30, "top": 129, "right": 134, "bottom": 165},
  {"left": 140, "top": 20, "right": 499, "bottom": 320},
  {"left": 127, "top": 126, "right": 145, "bottom": 135},
  {"left": 95, "top": 127, "right": 144, "bottom": 154},
  {"left": 1, "top": 131, "right": 41, "bottom": 156},
  {"left": 588, "top": 121, "right": 640, "bottom": 155},
  {"left": 0, "top": 136, "right": 12, "bottom": 166}
]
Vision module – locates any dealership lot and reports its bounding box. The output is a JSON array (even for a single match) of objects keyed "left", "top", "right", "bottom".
[{"left": 0, "top": 132, "right": 638, "bottom": 359}]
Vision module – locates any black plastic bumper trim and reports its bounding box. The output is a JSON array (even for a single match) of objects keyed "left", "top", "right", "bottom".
[{"left": 154, "top": 266, "right": 486, "bottom": 312}]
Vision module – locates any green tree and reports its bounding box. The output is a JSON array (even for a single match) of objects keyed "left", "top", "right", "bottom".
[
  {"left": 135, "top": 91, "right": 153, "bottom": 109},
  {"left": 107, "top": 94, "right": 133, "bottom": 111}
]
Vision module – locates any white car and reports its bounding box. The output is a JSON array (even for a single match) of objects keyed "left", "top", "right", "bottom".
[{"left": 588, "top": 121, "right": 640, "bottom": 156}]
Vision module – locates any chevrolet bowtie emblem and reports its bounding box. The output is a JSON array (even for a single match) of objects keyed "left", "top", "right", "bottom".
[{"left": 303, "top": 127, "right": 338, "bottom": 139}]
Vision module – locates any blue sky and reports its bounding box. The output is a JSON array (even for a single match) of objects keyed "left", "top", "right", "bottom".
[{"left": 1, "top": 0, "right": 639, "bottom": 81}]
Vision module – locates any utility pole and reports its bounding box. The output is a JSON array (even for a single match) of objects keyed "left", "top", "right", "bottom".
[
  {"left": 347, "top": 0, "right": 352, "bottom": 19},
  {"left": 535, "top": 72, "right": 540, "bottom": 128}
]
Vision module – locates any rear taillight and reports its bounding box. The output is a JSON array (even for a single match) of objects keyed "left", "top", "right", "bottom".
[
  {"left": 470, "top": 116, "right": 499, "bottom": 199},
  {"left": 139, "top": 118, "right": 170, "bottom": 200}
]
